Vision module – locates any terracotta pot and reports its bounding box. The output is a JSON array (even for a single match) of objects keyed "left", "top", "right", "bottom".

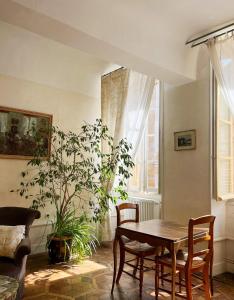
[{"left": 47, "top": 235, "right": 72, "bottom": 263}]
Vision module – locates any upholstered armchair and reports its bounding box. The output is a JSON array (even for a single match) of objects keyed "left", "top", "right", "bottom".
[{"left": 0, "top": 207, "right": 40, "bottom": 300}]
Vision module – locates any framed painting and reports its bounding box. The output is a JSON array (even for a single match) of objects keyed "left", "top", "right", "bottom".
[
  {"left": 174, "top": 129, "right": 196, "bottom": 151},
  {"left": 0, "top": 106, "right": 52, "bottom": 159}
]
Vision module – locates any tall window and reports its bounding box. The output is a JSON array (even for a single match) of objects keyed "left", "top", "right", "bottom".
[
  {"left": 216, "top": 83, "right": 234, "bottom": 199},
  {"left": 128, "top": 83, "right": 160, "bottom": 196}
]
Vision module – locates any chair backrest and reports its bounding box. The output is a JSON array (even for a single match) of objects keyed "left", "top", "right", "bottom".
[
  {"left": 0, "top": 207, "right": 41, "bottom": 236},
  {"left": 187, "top": 215, "right": 215, "bottom": 268},
  {"left": 116, "top": 203, "right": 139, "bottom": 226}
]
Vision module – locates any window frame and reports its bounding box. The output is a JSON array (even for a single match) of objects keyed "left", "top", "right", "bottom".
[
  {"left": 212, "top": 72, "right": 234, "bottom": 201},
  {"left": 127, "top": 81, "right": 163, "bottom": 200}
]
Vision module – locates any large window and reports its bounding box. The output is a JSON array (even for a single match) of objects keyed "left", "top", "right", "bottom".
[
  {"left": 216, "top": 83, "right": 234, "bottom": 199},
  {"left": 128, "top": 83, "right": 160, "bottom": 196}
]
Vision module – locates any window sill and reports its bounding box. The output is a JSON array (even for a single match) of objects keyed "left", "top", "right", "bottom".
[
  {"left": 128, "top": 192, "right": 161, "bottom": 203},
  {"left": 217, "top": 193, "right": 234, "bottom": 201}
]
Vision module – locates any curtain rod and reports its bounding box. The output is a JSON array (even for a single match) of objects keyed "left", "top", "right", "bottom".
[
  {"left": 186, "top": 21, "right": 234, "bottom": 48},
  {"left": 101, "top": 66, "right": 125, "bottom": 78}
]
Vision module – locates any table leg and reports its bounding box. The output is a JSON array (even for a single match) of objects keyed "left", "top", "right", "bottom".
[
  {"left": 171, "top": 244, "right": 176, "bottom": 300},
  {"left": 111, "top": 232, "right": 118, "bottom": 294}
]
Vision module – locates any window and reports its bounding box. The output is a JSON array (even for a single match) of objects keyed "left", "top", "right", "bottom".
[
  {"left": 216, "top": 82, "right": 234, "bottom": 199},
  {"left": 128, "top": 83, "right": 160, "bottom": 196}
]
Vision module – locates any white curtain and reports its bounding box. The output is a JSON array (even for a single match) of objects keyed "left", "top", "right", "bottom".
[
  {"left": 100, "top": 68, "right": 155, "bottom": 241},
  {"left": 123, "top": 71, "right": 156, "bottom": 159},
  {"left": 207, "top": 36, "right": 234, "bottom": 115}
]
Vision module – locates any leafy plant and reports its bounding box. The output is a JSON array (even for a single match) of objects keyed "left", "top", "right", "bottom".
[
  {"left": 48, "top": 210, "right": 98, "bottom": 259},
  {"left": 13, "top": 119, "right": 134, "bottom": 258}
]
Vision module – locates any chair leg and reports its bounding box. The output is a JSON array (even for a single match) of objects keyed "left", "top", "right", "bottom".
[
  {"left": 161, "top": 247, "right": 165, "bottom": 286},
  {"left": 179, "top": 271, "right": 182, "bottom": 293},
  {"left": 139, "top": 256, "right": 144, "bottom": 297},
  {"left": 133, "top": 256, "right": 139, "bottom": 278},
  {"left": 155, "top": 256, "right": 159, "bottom": 300},
  {"left": 210, "top": 274, "right": 214, "bottom": 297},
  {"left": 210, "top": 257, "right": 214, "bottom": 296},
  {"left": 116, "top": 245, "right": 125, "bottom": 284},
  {"left": 203, "top": 266, "right": 211, "bottom": 300},
  {"left": 161, "top": 265, "right": 164, "bottom": 286},
  {"left": 185, "top": 271, "right": 193, "bottom": 300}
]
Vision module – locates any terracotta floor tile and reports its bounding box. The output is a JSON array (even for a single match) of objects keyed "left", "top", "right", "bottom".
[{"left": 24, "top": 247, "right": 234, "bottom": 300}]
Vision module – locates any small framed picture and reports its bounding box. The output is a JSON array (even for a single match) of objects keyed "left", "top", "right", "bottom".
[{"left": 174, "top": 130, "right": 196, "bottom": 151}]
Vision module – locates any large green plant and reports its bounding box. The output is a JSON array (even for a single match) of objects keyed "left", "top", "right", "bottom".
[
  {"left": 14, "top": 119, "right": 134, "bottom": 256},
  {"left": 49, "top": 210, "right": 98, "bottom": 259}
]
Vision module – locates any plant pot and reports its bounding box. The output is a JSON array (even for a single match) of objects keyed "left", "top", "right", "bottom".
[{"left": 47, "top": 235, "right": 72, "bottom": 264}]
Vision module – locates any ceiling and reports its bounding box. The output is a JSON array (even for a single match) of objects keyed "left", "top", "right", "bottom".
[{"left": 0, "top": 0, "right": 234, "bottom": 85}]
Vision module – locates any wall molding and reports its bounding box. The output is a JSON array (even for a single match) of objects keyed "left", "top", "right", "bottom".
[
  {"left": 213, "top": 261, "right": 226, "bottom": 275},
  {"left": 31, "top": 242, "right": 47, "bottom": 254},
  {"left": 214, "top": 236, "right": 234, "bottom": 242},
  {"left": 214, "top": 236, "right": 226, "bottom": 242},
  {"left": 227, "top": 262, "right": 234, "bottom": 273}
]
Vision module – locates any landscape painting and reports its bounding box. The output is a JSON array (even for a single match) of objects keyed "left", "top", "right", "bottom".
[
  {"left": 0, "top": 106, "right": 52, "bottom": 159},
  {"left": 174, "top": 129, "right": 196, "bottom": 151}
]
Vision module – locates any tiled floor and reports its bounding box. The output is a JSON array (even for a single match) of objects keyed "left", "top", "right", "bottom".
[{"left": 24, "top": 247, "right": 234, "bottom": 300}]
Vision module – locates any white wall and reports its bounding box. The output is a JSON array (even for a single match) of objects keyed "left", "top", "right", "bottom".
[
  {"left": 225, "top": 200, "right": 234, "bottom": 272},
  {"left": 162, "top": 48, "right": 211, "bottom": 224},
  {"left": 162, "top": 48, "right": 233, "bottom": 274},
  {"left": 0, "top": 21, "right": 115, "bottom": 98},
  {"left": 0, "top": 21, "right": 116, "bottom": 253}
]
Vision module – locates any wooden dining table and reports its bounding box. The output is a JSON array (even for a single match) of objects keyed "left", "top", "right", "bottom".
[{"left": 111, "top": 219, "right": 207, "bottom": 299}]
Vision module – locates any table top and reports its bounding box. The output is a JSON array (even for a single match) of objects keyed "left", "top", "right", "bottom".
[
  {"left": 0, "top": 275, "right": 18, "bottom": 300},
  {"left": 118, "top": 219, "right": 207, "bottom": 243}
]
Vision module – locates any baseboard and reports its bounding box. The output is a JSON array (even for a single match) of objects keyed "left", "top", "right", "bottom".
[
  {"left": 31, "top": 242, "right": 47, "bottom": 254},
  {"left": 213, "top": 261, "right": 226, "bottom": 275},
  {"left": 226, "top": 261, "right": 234, "bottom": 273}
]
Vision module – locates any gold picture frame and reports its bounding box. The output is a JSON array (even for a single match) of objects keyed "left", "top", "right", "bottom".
[
  {"left": 174, "top": 130, "right": 196, "bottom": 151},
  {"left": 0, "top": 106, "right": 52, "bottom": 159}
]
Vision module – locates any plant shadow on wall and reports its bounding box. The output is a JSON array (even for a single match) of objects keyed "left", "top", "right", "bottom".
[{"left": 12, "top": 119, "right": 134, "bottom": 263}]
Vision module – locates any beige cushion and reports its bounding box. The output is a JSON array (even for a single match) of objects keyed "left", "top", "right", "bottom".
[
  {"left": 0, "top": 225, "right": 25, "bottom": 258},
  {"left": 124, "top": 240, "right": 157, "bottom": 254},
  {"left": 159, "top": 250, "right": 205, "bottom": 269}
]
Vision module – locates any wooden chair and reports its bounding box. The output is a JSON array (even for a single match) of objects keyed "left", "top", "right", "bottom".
[
  {"left": 155, "top": 215, "right": 215, "bottom": 300},
  {"left": 116, "top": 203, "right": 158, "bottom": 296}
]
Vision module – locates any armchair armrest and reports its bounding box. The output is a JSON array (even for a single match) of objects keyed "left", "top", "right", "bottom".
[{"left": 15, "top": 237, "right": 31, "bottom": 265}]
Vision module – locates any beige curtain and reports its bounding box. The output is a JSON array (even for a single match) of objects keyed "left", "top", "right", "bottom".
[{"left": 99, "top": 68, "right": 130, "bottom": 242}]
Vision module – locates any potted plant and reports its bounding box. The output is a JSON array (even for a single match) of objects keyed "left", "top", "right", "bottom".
[{"left": 14, "top": 119, "right": 134, "bottom": 262}]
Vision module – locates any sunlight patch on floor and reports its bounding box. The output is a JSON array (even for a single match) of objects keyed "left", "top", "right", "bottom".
[
  {"left": 25, "top": 260, "right": 107, "bottom": 285},
  {"left": 150, "top": 290, "right": 171, "bottom": 298}
]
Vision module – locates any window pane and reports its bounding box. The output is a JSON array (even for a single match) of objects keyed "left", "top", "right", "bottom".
[
  {"left": 129, "top": 163, "right": 141, "bottom": 192},
  {"left": 147, "top": 162, "right": 159, "bottom": 190},
  {"left": 148, "top": 110, "right": 156, "bottom": 135},
  {"left": 146, "top": 83, "right": 159, "bottom": 192},
  {"left": 128, "top": 140, "right": 143, "bottom": 192},
  {"left": 219, "top": 122, "right": 231, "bottom": 157},
  {"left": 219, "top": 89, "right": 230, "bottom": 120},
  {"left": 147, "top": 135, "right": 157, "bottom": 161},
  {"left": 128, "top": 82, "right": 160, "bottom": 194},
  {"left": 217, "top": 82, "right": 234, "bottom": 198},
  {"left": 219, "top": 159, "right": 232, "bottom": 195}
]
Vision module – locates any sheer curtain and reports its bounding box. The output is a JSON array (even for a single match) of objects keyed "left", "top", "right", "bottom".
[
  {"left": 207, "top": 36, "right": 234, "bottom": 115},
  {"left": 123, "top": 71, "right": 156, "bottom": 159},
  {"left": 207, "top": 36, "right": 234, "bottom": 200},
  {"left": 99, "top": 68, "right": 130, "bottom": 242},
  {"left": 100, "top": 68, "right": 155, "bottom": 241}
]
